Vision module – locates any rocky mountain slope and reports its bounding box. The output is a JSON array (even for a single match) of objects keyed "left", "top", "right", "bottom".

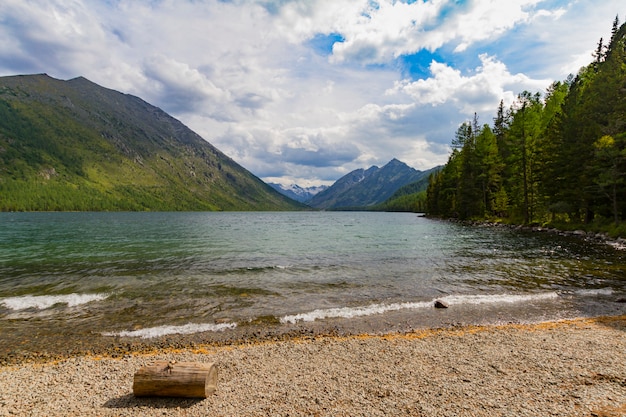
[
  {"left": 0, "top": 74, "right": 303, "bottom": 211},
  {"left": 307, "top": 158, "right": 434, "bottom": 209}
]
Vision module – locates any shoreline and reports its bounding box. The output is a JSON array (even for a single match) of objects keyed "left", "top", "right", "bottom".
[
  {"left": 2, "top": 293, "right": 625, "bottom": 367},
  {"left": 444, "top": 216, "right": 626, "bottom": 249},
  {"left": 3, "top": 294, "right": 625, "bottom": 366},
  {"left": 1, "top": 315, "right": 624, "bottom": 416}
]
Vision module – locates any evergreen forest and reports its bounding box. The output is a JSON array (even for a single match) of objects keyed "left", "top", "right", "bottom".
[{"left": 426, "top": 17, "right": 626, "bottom": 237}]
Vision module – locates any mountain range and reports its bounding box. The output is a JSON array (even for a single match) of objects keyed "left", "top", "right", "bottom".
[
  {"left": 306, "top": 159, "right": 438, "bottom": 209},
  {"left": 0, "top": 74, "right": 303, "bottom": 211},
  {"left": 267, "top": 183, "right": 328, "bottom": 203},
  {"left": 0, "top": 74, "right": 438, "bottom": 212}
]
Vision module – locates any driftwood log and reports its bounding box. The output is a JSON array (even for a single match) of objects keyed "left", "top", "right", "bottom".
[{"left": 133, "top": 361, "right": 217, "bottom": 398}]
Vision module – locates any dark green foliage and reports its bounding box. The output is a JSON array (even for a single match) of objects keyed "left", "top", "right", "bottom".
[
  {"left": 374, "top": 190, "right": 427, "bottom": 212},
  {"left": 426, "top": 18, "right": 626, "bottom": 233},
  {"left": 0, "top": 74, "right": 304, "bottom": 211}
]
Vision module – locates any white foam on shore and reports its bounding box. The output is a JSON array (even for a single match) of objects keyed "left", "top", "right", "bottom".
[
  {"left": 439, "top": 292, "right": 559, "bottom": 306},
  {"left": 607, "top": 241, "right": 626, "bottom": 250},
  {"left": 573, "top": 288, "right": 613, "bottom": 296},
  {"left": 280, "top": 301, "right": 433, "bottom": 324},
  {"left": 102, "top": 322, "right": 237, "bottom": 339},
  {"left": 280, "top": 292, "right": 560, "bottom": 324},
  {"left": 0, "top": 293, "right": 109, "bottom": 310}
]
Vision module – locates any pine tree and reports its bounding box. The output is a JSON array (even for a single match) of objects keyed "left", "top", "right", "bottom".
[
  {"left": 592, "top": 38, "right": 605, "bottom": 65},
  {"left": 426, "top": 18, "right": 626, "bottom": 231}
]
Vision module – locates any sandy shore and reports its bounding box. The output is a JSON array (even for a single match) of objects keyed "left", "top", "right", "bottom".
[{"left": 1, "top": 316, "right": 625, "bottom": 417}]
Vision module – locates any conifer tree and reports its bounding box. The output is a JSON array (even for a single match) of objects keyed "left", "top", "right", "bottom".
[{"left": 425, "top": 17, "right": 626, "bottom": 231}]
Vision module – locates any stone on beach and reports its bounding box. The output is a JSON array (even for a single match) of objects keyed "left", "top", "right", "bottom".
[{"left": 434, "top": 300, "right": 449, "bottom": 308}]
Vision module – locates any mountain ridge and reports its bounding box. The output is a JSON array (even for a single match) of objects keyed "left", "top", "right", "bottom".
[
  {"left": 0, "top": 73, "right": 304, "bottom": 211},
  {"left": 307, "top": 158, "right": 433, "bottom": 209},
  {"left": 268, "top": 183, "right": 328, "bottom": 203}
]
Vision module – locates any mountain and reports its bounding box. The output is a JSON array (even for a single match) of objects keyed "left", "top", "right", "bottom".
[
  {"left": 268, "top": 183, "right": 328, "bottom": 203},
  {"left": 372, "top": 165, "right": 442, "bottom": 212},
  {"left": 268, "top": 183, "right": 328, "bottom": 202},
  {"left": 307, "top": 158, "right": 433, "bottom": 209},
  {"left": 0, "top": 74, "right": 304, "bottom": 211},
  {"left": 384, "top": 165, "right": 442, "bottom": 200}
]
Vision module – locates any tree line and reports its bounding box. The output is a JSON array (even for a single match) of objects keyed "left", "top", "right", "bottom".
[{"left": 426, "top": 17, "right": 626, "bottom": 236}]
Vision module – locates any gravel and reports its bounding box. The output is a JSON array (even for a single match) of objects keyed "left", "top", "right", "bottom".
[{"left": 1, "top": 316, "right": 624, "bottom": 416}]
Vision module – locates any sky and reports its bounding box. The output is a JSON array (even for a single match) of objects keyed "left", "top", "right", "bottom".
[{"left": 0, "top": 0, "right": 623, "bottom": 186}]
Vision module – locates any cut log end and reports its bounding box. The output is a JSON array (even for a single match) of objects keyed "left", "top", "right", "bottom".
[{"left": 133, "top": 361, "right": 217, "bottom": 398}]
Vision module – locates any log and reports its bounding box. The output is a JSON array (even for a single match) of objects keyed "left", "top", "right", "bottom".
[{"left": 133, "top": 361, "right": 217, "bottom": 398}]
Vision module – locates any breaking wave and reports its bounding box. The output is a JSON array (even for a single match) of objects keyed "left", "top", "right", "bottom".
[
  {"left": 102, "top": 322, "right": 237, "bottom": 339},
  {"left": 0, "top": 293, "right": 109, "bottom": 310},
  {"left": 439, "top": 292, "right": 559, "bottom": 305},
  {"left": 280, "top": 292, "right": 560, "bottom": 324},
  {"left": 281, "top": 301, "right": 433, "bottom": 324},
  {"left": 572, "top": 288, "right": 613, "bottom": 296}
]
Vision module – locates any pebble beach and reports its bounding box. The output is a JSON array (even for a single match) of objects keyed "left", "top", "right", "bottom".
[{"left": 1, "top": 315, "right": 625, "bottom": 416}]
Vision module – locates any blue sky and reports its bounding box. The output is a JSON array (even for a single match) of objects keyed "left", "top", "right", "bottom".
[{"left": 0, "top": 0, "right": 623, "bottom": 186}]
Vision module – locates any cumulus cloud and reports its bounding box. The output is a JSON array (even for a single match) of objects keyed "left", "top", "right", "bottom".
[
  {"left": 0, "top": 0, "right": 114, "bottom": 75},
  {"left": 0, "top": 0, "right": 622, "bottom": 186},
  {"left": 389, "top": 54, "right": 551, "bottom": 115},
  {"left": 446, "top": 0, "right": 551, "bottom": 52},
  {"left": 275, "top": 0, "right": 566, "bottom": 65},
  {"left": 142, "top": 55, "right": 231, "bottom": 114}
]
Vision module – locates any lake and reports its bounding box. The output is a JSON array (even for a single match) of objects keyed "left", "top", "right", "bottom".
[{"left": 1, "top": 211, "right": 625, "bottom": 359}]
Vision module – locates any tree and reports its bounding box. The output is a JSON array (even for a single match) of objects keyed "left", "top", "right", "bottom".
[
  {"left": 592, "top": 38, "right": 605, "bottom": 65},
  {"left": 426, "top": 18, "right": 626, "bottom": 233},
  {"left": 611, "top": 15, "right": 621, "bottom": 45},
  {"left": 457, "top": 120, "right": 481, "bottom": 219},
  {"left": 536, "top": 81, "right": 569, "bottom": 221},
  {"left": 505, "top": 91, "right": 543, "bottom": 223},
  {"left": 593, "top": 135, "right": 625, "bottom": 225},
  {"left": 427, "top": 149, "right": 462, "bottom": 218},
  {"left": 475, "top": 125, "right": 505, "bottom": 217}
]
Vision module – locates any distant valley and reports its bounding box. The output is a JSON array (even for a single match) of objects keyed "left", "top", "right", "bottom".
[
  {"left": 305, "top": 159, "right": 440, "bottom": 210},
  {"left": 0, "top": 73, "right": 438, "bottom": 213},
  {"left": 269, "top": 159, "right": 440, "bottom": 210},
  {"left": 268, "top": 183, "right": 328, "bottom": 203}
]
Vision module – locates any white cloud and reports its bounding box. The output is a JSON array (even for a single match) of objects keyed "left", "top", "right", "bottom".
[
  {"left": 275, "top": 0, "right": 564, "bottom": 64},
  {"left": 390, "top": 54, "right": 550, "bottom": 114},
  {"left": 142, "top": 55, "right": 231, "bottom": 114},
  {"left": 448, "top": 0, "right": 546, "bottom": 52},
  {"left": 0, "top": 0, "right": 114, "bottom": 75},
  {"left": 0, "top": 0, "right": 623, "bottom": 186},
  {"left": 328, "top": 0, "right": 443, "bottom": 63}
]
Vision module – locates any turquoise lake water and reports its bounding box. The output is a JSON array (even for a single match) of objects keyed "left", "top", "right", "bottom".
[{"left": 0, "top": 211, "right": 624, "bottom": 350}]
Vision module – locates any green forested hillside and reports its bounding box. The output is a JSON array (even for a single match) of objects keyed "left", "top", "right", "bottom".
[
  {"left": 372, "top": 165, "right": 441, "bottom": 212},
  {"left": 0, "top": 74, "right": 303, "bottom": 211},
  {"left": 426, "top": 18, "right": 626, "bottom": 236}
]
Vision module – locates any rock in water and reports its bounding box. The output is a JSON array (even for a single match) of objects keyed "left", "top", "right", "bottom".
[{"left": 434, "top": 300, "right": 449, "bottom": 309}]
